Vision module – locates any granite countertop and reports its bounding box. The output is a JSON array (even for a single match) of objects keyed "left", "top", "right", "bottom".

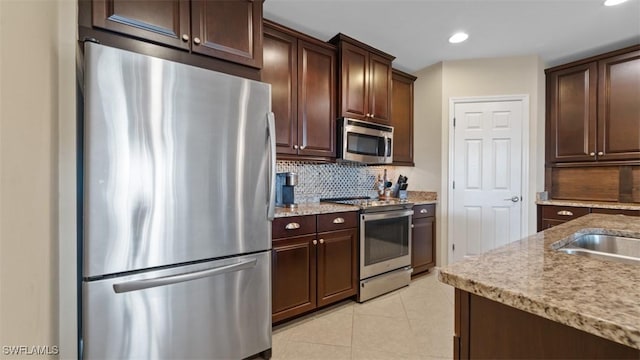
[
  {"left": 438, "top": 213, "right": 640, "bottom": 349},
  {"left": 537, "top": 199, "right": 640, "bottom": 211},
  {"left": 274, "top": 203, "right": 358, "bottom": 218},
  {"left": 273, "top": 191, "right": 438, "bottom": 218}
]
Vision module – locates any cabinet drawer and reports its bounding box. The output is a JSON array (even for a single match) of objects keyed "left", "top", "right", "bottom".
[
  {"left": 272, "top": 215, "right": 316, "bottom": 239},
  {"left": 413, "top": 204, "right": 436, "bottom": 219},
  {"left": 591, "top": 208, "right": 640, "bottom": 216},
  {"left": 317, "top": 212, "right": 358, "bottom": 232},
  {"left": 541, "top": 206, "right": 590, "bottom": 221}
]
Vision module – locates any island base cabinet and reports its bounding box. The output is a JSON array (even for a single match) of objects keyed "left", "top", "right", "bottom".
[{"left": 454, "top": 289, "right": 639, "bottom": 359}]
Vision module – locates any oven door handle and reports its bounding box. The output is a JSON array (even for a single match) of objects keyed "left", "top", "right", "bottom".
[{"left": 361, "top": 209, "right": 414, "bottom": 221}]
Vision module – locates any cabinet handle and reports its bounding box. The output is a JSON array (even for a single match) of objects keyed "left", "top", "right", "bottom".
[
  {"left": 293, "top": 144, "right": 299, "bottom": 150},
  {"left": 557, "top": 210, "right": 573, "bottom": 216},
  {"left": 300, "top": 145, "right": 306, "bottom": 150},
  {"left": 332, "top": 217, "right": 345, "bottom": 224},
  {"left": 285, "top": 222, "right": 300, "bottom": 230},
  {"left": 193, "top": 37, "right": 201, "bottom": 45},
  {"left": 589, "top": 152, "right": 595, "bottom": 156},
  {"left": 420, "top": 209, "right": 428, "bottom": 214},
  {"left": 319, "top": 239, "right": 324, "bottom": 244},
  {"left": 598, "top": 151, "right": 604, "bottom": 156},
  {"left": 313, "top": 240, "right": 318, "bottom": 245},
  {"left": 181, "top": 34, "right": 189, "bottom": 42}
]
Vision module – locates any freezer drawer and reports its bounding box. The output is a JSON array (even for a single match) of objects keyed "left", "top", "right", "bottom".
[{"left": 82, "top": 252, "right": 271, "bottom": 360}]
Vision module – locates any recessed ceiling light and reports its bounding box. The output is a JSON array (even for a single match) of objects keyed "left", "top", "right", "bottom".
[
  {"left": 604, "top": 0, "right": 628, "bottom": 6},
  {"left": 449, "top": 32, "right": 469, "bottom": 44}
]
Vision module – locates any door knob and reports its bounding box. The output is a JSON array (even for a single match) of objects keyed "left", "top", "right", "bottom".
[{"left": 504, "top": 196, "right": 520, "bottom": 202}]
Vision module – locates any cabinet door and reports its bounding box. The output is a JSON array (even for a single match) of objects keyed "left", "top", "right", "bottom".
[
  {"left": 297, "top": 40, "right": 337, "bottom": 158},
  {"left": 272, "top": 235, "right": 317, "bottom": 323},
  {"left": 547, "top": 63, "right": 597, "bottom": 163},
  {"left": 369, "top": 53, "right": 392, "bottom": 124},
  {"left": 391, "top": 70, "right": 415, "bottom": 165},
  {"left": 412, "top": 216, "right": 435, "bottom": 275},
  {"left": 191, "top": 0, "right": 263, "bottom": 68},
  {"left": 316, "top": 228, "right": 357, "bottom": 307},
  {"left": 263, "top": 26, "right": 298, "bottom": 155},
  {"left": 92, "top": 0, "right": 190, "bottom": 50},
  {"left": 340, "top": 42, "right": 369, "bottom": 120},
  {"left": 597, "top": 50, "right": 640, "bottom": 161}
]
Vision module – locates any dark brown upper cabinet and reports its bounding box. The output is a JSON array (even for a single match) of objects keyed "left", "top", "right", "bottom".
[
  {"left": 92, "top": 0, "right": 191, "bottom": 50},
  {"left": 391, "top": 69, "right": 417, "bottom": 166},
  {"left": 597, "top": 49, "right": 640, "bottom": 161},
  {"left": 546, "top": 45, "right": 640, "bottom": 164},
  {"left": 262, "top": 21, "right": 336, "bottom": 161},
  {"left": 330, "top": 34, "right": 395, "bottom": 125},
  {"left": 91, "top": 0, "right": 263, "bottom": 69}
]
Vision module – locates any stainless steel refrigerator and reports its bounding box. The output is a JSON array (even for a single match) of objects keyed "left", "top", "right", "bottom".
[{"left": 80, "top": 42, "right": 275, "bottom": 359}]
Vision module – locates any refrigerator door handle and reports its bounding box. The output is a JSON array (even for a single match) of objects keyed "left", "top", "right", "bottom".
[
  {"left": 267, "top": 112, "right": 276, "bottom": 220},
  {"left": 112, "top": 258, "right": 258, "bottom": 294}
]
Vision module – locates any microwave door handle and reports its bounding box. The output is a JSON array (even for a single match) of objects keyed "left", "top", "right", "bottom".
[{"left": 384, "top": 136, "right": 390, "bottom": 159}]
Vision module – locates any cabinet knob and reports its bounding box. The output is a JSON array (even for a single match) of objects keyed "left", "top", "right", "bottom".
[
  {"left": 313, "top": 239, "right": 318, "bottom": 245},
  {"left": 293, "top": 144, "right": 299, "bottom": 149},
  {"left": 597, "top": 151, "right": 604, "bottom": 156},
  {"left": 300, "top": 145, "right": 306, "bottom": 150},
  {"left": 285, "top": 222, "right": 300, "bottom": 230},
  {"left": 319, "top": 239, "right": 324, "bottom": 244},
  {"left": 193, "top": 37, "right": 201, "bottom": 45},
  {"left": 589, "top": 152, "right": 595, "bottom": 156},
  {"left": 181, "top": 34, "right": 189, "bottom": 42},
  {"left": 411, "top": 224, "right": 415, "bottom": 228}
]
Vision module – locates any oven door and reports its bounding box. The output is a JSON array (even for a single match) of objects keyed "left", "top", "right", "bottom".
[{"left": 360, "top": 209, "right": 413, "bottom": 279}]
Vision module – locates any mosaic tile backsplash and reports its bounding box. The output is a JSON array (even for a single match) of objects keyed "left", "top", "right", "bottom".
[{"left": 276, "top": 161, "right": 406, "bottom": 203}]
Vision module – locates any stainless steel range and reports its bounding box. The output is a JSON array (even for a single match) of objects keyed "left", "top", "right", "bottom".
[{"left": 326, "top": 197, "right": 414, "bottom": 302}]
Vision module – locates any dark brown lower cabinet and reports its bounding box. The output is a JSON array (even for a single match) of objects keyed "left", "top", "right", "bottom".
[
  {"left": 272, "top": 212, "right": 358, "bottom": 323},
  {"left": 454, "top": 289, "right": 639, "bottom": 359},
  {"left": 272, "top": 234, "right": 317, "bottom": 323},
  {"left": 412, "top": 204, "right": 436, "bottom": 275}
]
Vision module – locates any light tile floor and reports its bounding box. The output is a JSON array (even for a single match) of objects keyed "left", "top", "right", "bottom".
[{"left": 271, "top": 271, "right": 455, "bottom": 360}]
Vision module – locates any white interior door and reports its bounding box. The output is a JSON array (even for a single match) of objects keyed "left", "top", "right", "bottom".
[{"left": 451, "top": 100, "right": 523, "bottom": 263}]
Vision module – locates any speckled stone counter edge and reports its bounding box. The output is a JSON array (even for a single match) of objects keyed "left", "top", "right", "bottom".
[
  {"left": 537, "top": 199, "right": 640, "bottom": 211},
  {"left": 438, "top": 214, "right": 640, "bottom": 349},
  {"left": 274, "top": 191, "right": 438, "bottom": 218}
]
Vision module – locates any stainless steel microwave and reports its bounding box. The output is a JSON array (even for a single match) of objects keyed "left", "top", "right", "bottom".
[{"left": 337, "top": 118, "right": 393, "bottom": 164}]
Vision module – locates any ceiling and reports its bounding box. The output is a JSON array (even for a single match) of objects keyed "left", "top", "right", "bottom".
[{"left": 263, "top": 0, "right": 640, "bottom": 73}]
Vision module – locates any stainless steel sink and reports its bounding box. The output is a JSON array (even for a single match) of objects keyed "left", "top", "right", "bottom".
[{"left": 557, "top": 234, "right": 640, "bottom": 265}]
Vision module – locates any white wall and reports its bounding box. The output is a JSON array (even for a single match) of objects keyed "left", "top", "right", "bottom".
[
  {"left": 0, "top": 1, "right": 76, "bottom": 358},
  {"left": 411, "top": 55, "right": 545, "bottom": 266}
]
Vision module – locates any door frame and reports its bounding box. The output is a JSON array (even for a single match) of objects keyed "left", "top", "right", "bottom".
[{"left": 447, "top": 95, "right": 530, "bottom": 264}]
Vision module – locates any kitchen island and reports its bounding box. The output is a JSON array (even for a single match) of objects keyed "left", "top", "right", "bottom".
[{"left": 439, "top": 214, "right": 640, "bottom": 358}]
